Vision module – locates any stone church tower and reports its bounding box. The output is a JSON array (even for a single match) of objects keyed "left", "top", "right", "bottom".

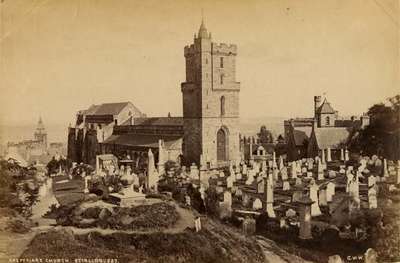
[{"left": 181, "top": 21, "right": 240, "bottom": 168}]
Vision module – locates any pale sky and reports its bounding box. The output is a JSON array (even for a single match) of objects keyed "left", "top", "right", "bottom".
[{"left": 0, "top": 0, "right": 399, "bottom": 126}]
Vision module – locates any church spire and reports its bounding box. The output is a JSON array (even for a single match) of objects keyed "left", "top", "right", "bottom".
[{"left": 197, "top": 11, "right": 210, "bottom": 39}]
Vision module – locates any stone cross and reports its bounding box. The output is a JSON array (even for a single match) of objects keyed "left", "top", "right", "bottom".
[
  {"left": 326, "top": 182, "right": 335, "bottom": 202},
  {"left": 309, "top": 180, "right": 322, "bottom": 216},
  {"left": 327, "top": 147, "right": 332, "bottom": 162},
  {"left": 264, "top": 174, "right": 276, "bottom": 218}
]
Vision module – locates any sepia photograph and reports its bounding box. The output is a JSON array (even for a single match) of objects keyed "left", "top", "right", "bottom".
[{"left": 0, "top": 0, "right": 399, "bottom": 262}]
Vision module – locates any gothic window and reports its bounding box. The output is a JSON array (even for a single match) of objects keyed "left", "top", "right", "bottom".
[
  {"left": 220, "top": 57, "right": 224, "bottom": 68},
  {"left": 220, "top": 96, "right": 225, "bottom": 116},
  {"left": 220, "top": 74, "right": 224, "bottom": 85},
  {"left": 326, "top": 116, "right": 330, "bottom": 126}
]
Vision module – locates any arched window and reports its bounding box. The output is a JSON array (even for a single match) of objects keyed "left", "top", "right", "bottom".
[
  {"left": 220, "top": 74, "right": 224, "bottom": 85},
  {"left": 220, "top": 96, "right": 225, "bottom": 116},
  {"left": 326, "top": 116, "right": 330, "bottom": 125}
]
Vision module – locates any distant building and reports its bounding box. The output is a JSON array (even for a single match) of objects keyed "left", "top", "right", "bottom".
[{"left": 285, "top": 96, "right": 370, "bottom": 161}]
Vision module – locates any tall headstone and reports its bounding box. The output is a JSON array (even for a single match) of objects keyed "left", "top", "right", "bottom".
[
  {"left": 242, "top": 163, "right": 247, "bottom": 175},
  {"left": 282, "top": 181, "right": 290, "bottom": 191},
  {"left": 319, "top": 189, "right": 327, "bottom": 206},
  {"left": 327, "top": 147, "right": 332, "bottom": 162},
  {"left": 158, "top": 139, "right": 165, "bottom": 175},
  {"left": 291, "top": 162, "right": 297, "bottom": 179},
  {"left": 147, "top": 149, "right": 159, "bottom": 192},
  {"left": 368, "top": 188, "right": 377, "bottom": 209},
  {"left": 279, "top": 155, "right": 284, "bottom": 170},
  {"left": 280, "top": 166, "right": 288, "bottom": 181},
  {"left": 383, "top": 159, "right": 389, "bottom": 177},
  {"left": 309, "top": 180, "right": 322, "bottom": 216},
  {"left": 272, "top": 151, "right": 277, "bottom": 169},
  {"left": 344, "top": 149, "right": 349, "bottom": 162},
  {"left": 321, "top": 149, "right": 326, "bottom": 164},
  {"left": 340, "top": 148, "right": 345, "bottom": 161},
  {"left": 326, "top": 182, "right": 335, "bottom": 202},
  {"left": 317, "top": 161, "right": 324, "bottom": 180},
  {"left": 252, "top": 198, "right": 263, "bottom": 210},
  {"left": 264, "top": 174, "right": 276, "bottom": 218}
]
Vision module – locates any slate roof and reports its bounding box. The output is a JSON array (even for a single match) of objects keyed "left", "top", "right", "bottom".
[
  {"left": 316, "top": 99, "right": 336, "bottom": 114},
  {"left": 102, "top": 133, "right": 182, "bottom": 150},
  {"left": 314, "top": 127, "right": 352, "bottom": 149},
  {"left": 293, "top": 126, "right": 312, "bottom": 146},
  {"left": 133, "top": 117, "right": 183, "bottom": 126},
  {"left": 89, "top": 102, "right": 131, "bottom": 116}
]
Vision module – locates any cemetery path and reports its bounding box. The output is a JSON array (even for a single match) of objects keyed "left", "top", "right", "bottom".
[{"left": 256, "top": 236, "right": 314, "bottom": 263}]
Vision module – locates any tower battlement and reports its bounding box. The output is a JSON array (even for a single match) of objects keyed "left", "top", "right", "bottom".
[
  {"left": 184, "top": 44, "right": 197, "bottom": 57},
  {"left": 212, "top": 43, "right": 237, "bottom": 55}
]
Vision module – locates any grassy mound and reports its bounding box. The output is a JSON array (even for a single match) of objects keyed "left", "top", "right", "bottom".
[{"left": 21, "top": 220, "right": 265, "bottom": 263}]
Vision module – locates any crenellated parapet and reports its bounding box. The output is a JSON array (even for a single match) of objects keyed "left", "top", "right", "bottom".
[
  {"left": 212, "top": 43, "right": 237, "bottom": 55},
  {"left": 184, "top": 44, "right": 198, "bottom": 57}
]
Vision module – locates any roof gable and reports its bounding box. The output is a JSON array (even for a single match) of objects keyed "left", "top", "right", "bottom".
[{"left": 316, "top": 99, "right": 336, "bottom": 114}]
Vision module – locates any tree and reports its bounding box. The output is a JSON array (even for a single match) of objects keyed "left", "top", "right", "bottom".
[
  {"left": 349, "top": 95, "right": 400, "bottom": 160},
  {"left": 257, "top": 125, "right": 274, "bottom": 143}
]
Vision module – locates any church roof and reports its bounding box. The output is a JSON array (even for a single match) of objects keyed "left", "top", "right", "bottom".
[
  {"left": 102, "top": 133, "right": 182, "bottom": 150},
  {"left": 316, "top": 99, "right": 336, "bottom": 114},
  {"left": 313, "top": 127, "right": 352, "bottom": 149},
  {"left": 87, "top": 102, "right": 133, "bottom": 116},
  {"left": 133, "top": 117, "right": 183, "bottom": 126}
]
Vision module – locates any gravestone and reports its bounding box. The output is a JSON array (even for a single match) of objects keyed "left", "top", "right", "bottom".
[
  {"left": 364, "top": 248, "right": 378, "bottom": 263},
  {"left": 298, "top": 196, "right": 314, "bottom": 239},
  {"left": 286, "top": 208, "right": 296, "bottom": 217},
  {"left": 344, "top": 149, "right": 349, "bottom": 162},
  {"left": 309, "top": 180, "right": 322, "bottom": 216},
  {"left": 236, "top": 172, "right": 242, "bottom": 181},
  {"left": 295, "top": 177, "right": 303, "bottom": 186},
  {"left": 252, "top": 198, "right": 262, "bottom": 210},
  {"left": 264, "top": 174, "right": 276, "bottom": 218},
  {"left": 282, "top": 181, "right": 290, "bottom": 191},
  {"left": 195, "top": 217, "right": 202, "bottom": 232},
  {"left": 319, "top": 189, "right": 327, "bottom": 206},
  {"left": 242, "top": 164, "right": 247, "bottom": 175},
  {"left": 280, "top": 166, "right": 288, "bottom": 181},
  {"left": 279, "top": 156, "right": 284, "bottom": 170},
  {"left": 321, "top": 149, "right": 326, "bottom": 164},
  {"left": 327, "top": 147, "right": 332, "bottom": 162},
  {"left": 242, "top": 217, "right": 256, "bottom": 236},
  {"left": 368, "top": 188, "right": 377, "bottom": 209},
  {"left": 368, "top": 175, "right": 376, "bottom": 187},
  {"left": 317, "top": 161, "right": 324, "bottom": 181},
  {"left": 291, "top": 162, "right": 297, "bottom": 179},
  {"left": 346, "top": 172, "right": 354, "bottom": 193},
  {"left": 257, "top": 178, "right": 265, "bottom": 193},
  {"left": 328, "top": 255, "right": 343, "bottom": 263},
  {"left": 326, "top": 182, "right": 335, "bottom": 202},
  {"left": 292, "top": 189, "right": 303, "bottom": 202},
  {"left": 383, "top": 159, "right": 389, "bottom": 177},
  {"left": 340, "top": 148, "right": 345, "bottom": 161},
  {"left": 306, "top": 171, "right": 313, "bottom": 178}
]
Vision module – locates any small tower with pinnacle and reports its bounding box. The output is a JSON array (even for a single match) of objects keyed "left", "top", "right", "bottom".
[{"left": 34, "top": 117, "right": 48, "bottom": 148}]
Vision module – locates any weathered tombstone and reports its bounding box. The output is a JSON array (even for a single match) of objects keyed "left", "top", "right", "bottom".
[
  {"left": 317, "top": 161, "right": 324, "bottom": 180},
  {"left": 83, "top": 177, "right": 89, "bottom": 194},
  {"left": 242, "top": 164, "right": 247, "bottom": 175},
  {"left": 292, "top": 188, "right": 303, "bottom": 202},
  {"left": 346, "top": 172, "right": 354, "bottom": 193},
  {"left": 282, "top": 181, "right": 290, "bottom": 191},
  {"left": 235, "top": 188, "right": 242, "bottom": 197},
  {"left": 298, "top": 196, "right": 314, "bottom": 239},
  {"left": 252, "top": 198, "right": 263, "bottom": 210},
  {"left": 236, "top": 172, "right": 242, "bottom": 181},
  {"left": 340, "top": 148, "right": 345, "bottom": 161},
  {"left": 257, "top": 178, "right": 265, "bottom": 193},
  {"left": 319, "top": 189, "right": 328, "bottom": 206},
  {"left": 397, "top": 160, "right": 400, "bottom": 184},
  {"left": 327, "top": 147, "right": 332, "bottom": 162},
  {"left": 301, "top": 167, "right": 308, "bottom": 174},
  {"left": 326, "top": 182, "right": 336, "bottom": 202},
  {"left": 308, "top": 159, "right": 314, "bottom": 171},
  {"left": 242, "top": 192, "right": 250, "bottom": 207},
  {"left": 190, "top": 163, "right": 199, "bottom": 179},
  {"left": 291, "top": 162, "right": 297, "bottom": 179},
  {"left": 226, "top": 175, "right": 234, "bottom": 188},
  {"left": 264, "top": 174, "right": 276, "bottom": 218},
  {"left": 219, "top": 170, "right": 225, "bottom": 178},
  {"left": 280, "top": 218, "right": 288, "bottom": 229},
  {"left": 383, "top": 159, "right": 389, "bottom": 177},
  {"left": 272, "top": 151, "right": 278, "bottom": 169},
  {"left": 295, "top": 177, "right": 303, "bottom": 186},
  {"left": 273, "top": 168, "right": 279, "bottom": 182},
  {"left": 195, "top": 217, "right": 202, "bottom": 232},
  {"left": 368, "top": 175, "right": 376, "bottom": 187},
  {"left": 328, "top": 170, "right": 336, "bottom": 178},
  {"left": 285, "top": 209, "right": 296, "bottom": 218},
  {"left": 245, "top": 169, "right": 255, "bottom": 185},
  {"left": 306, "top": 171, "right": 313, "bottom": 178},
  {"left": 364, "top": 248, "right": 378, "bottom": 263},
  {"left": 344, "top": 149, "right": 349, "bottom": 162},
  {"left": 280, "top": 166, "right": 288, "bottom": 181},
  {"left": 279, "top": 155, "right": 284, "bottom": 170},
  {"left": 242, "top": 217, "right": 256, "bottom": 236},
  {"left": 368, "top": 188, "right": 377, "bottom": 209},
  {"left": 309, "top": 180, "right": 322, "bottom": 216}
]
